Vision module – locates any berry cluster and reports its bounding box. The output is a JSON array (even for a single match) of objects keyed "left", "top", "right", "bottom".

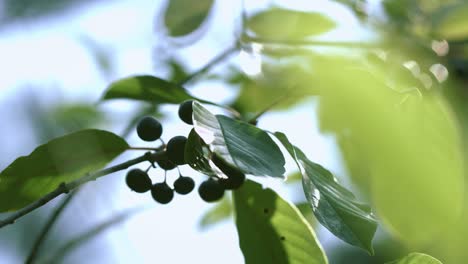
[{"left": 125, "top": 100, "right": 245, "bottom": 204}]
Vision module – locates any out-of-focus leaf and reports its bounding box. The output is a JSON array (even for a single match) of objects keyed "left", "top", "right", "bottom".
[
  {"left": 332, "top": 0, "right": 367, "bottom": 18},
  {"left": 383, "top": 0, "right": 418, "bottom": 24},
  {"left": 286, "top": 172, "right": 302, "bottom": 183},
  {"left": 79, "top": 36, "right": 114, "bottom": 78},
  {"left": 247, "top": 8, "right": 336, "bottom": 41},
  {"left": 0, "top": 130, "right": 129, "bottom": 212},
  {"left": 163, "top": 0, "right": 214, "bottom": 37},
  {"left": 199, "top": 196, "right": 232, "bottom": 230},
  {"left": 193, "top": 102, "right": 285, "bottom": 178},
  {"left": 234, "top": 180, "right": 328, "bottom": 264},
  {"left": 49, "top": 103, "right": 105, "bottom": 133},
  {"left": 1, "top": 0, "right": 93, "bottom": 24},
  {"left": 274, "top": 132, "right": 377, "bottom": 254},
  {"left": 316, "top": 61, "right": 464, "bottom": 245},
  {"left": 167, "top": 59, "right": 189, "bottom": 83},
  {"left": 433, "top": 3, "right": 468, "bottom": 41},
  {"left": 230, "top": 63, "right": 318, "bottom": 114},
  {"left": 38, "top": 207, "right": 142, "bottom": 264},
  {"left": 385, "top": 253, "right": 442, "bottom": 264},
  {"left": 102, "top": 75, "right": 198, "bottom": 104}
]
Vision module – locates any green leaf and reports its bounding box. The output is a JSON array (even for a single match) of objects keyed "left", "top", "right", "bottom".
[
  {"left": 49, "top": 103, "right": 105, "bottom": 133},
  {"left": 193, "top": 101, "right": 285, "bottom": 178},
  {"left": 433, "top": 3, "right": 468, "bottom": 41},
  {"left": 286, "top": 171, "right": 302, "bottom": 183},
  {"left": 229, "top": 64, "right": 318, "bottom": 114},
  {"left": 163, "top": 0, "right": 214, "bottom": 37},
  {"left": 0, "top": 129, "right": 129, "bottom": 212},
  {"left": 274, "top": 132, "right": 377, "bottom": 254},
  {"left": 234, "top": 180, "right": 328, "bottom": 264},
  {"left": 102, "top": 75, "right": 199, "bottom": 104},
  {"left": 185, "top": 129, "right": 217, "bottom": 176},
  {"left": 382, "top": 0, "right": 418, "bottom": 24},
  {"left": 199, "top": 196, "right": 233, "bottom": 230},
  {"left": 247, "top": 8, "right": 336, "bottom": 41},
  {"left": 386, "top": 253, "right": 442, "bottom": 264},
  {"left": 315, "top": 64, "right": 464, "bottom": 245}
]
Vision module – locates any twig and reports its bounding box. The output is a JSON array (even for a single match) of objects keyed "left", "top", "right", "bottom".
[
  {"left": 25, "top": 189, "right": 79, "bottom": 264},
  {"left": 0, "top": 151, "right": 164, "bottom": 229},
  {"left": 178, "top": 45, "right": 238, "bottom": 85},
  {"left": 37, "top": 207, "right": 144, "bottom": 264},
  {"left": 247, "top": 91, "right": 294, "bottom": 124},
  {"left": 128, "top": 145, "right": 165, "bottom": 151},
  {"left": 241, "top": 34, "right": 379, "bottom": 49}
]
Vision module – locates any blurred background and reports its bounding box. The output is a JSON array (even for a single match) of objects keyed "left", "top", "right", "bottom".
[{"left": 1, "top": 0, "right": 468, "bottom": 263}]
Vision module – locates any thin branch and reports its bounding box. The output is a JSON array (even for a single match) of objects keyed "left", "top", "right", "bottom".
[
  {"left": 37, "top": 207, "right": 144, "bottom": 264},
  {"left": 0, "top": 151, "right": 164, "bottom": 229},
  {"left": 18, "top": 40, "right": 240, "bottom": 264},
  {"left": 128, "top": 145, "right": 165, "bottom": 151},
  {"left": 241, "top": 34, "right": 379, "bottom": 49},
  {"left": 178, "top": 45, "right": 238, "bottom": 85},
  {"left": 25, "top": 189, "right": 79, "bottom": 264},
  {"left": 247, "top": 90, "right": 295, "bottom": 124}
]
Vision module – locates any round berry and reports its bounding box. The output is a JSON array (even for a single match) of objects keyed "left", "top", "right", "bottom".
[
  {"left": 151, "top": 182, "right": 174, "bottom": 204},
  {"left": 212, "top": 155, "right": 246, "bottom": 190},
  {"left": 198, "top": 179, "right": 224, "bottom": 202},
  {"left": 166, "top": 136, "right": 187, "bottom": 165},
  {"left": 174, "top": 176, "right": 195, "bottom": 195},
  {"left": 136, "top": 116, "right": 163, "bottom": 141},
  {"left": 219, "top": 172, "right": 245, "bottom": 190},
  {"left": 126, "top": 169, "right": 152, "bottom": 193},
  {"left": 178, "top": 100, "right": 194, "bottom": 125},
  {"left": 157, "top": 153, "right": 177, "bottom": 170}
]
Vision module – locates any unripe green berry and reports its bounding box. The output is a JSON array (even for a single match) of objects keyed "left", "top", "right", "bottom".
[
  {"left": 174, "top": 176, "right": 195, "bottom": 195},
  {"left": 151, "top": 182, "right": 174, "bottom": 204},
  {"left": 166, "top": 136, "right": 187, "bottom": 165},
  {"left": 178, "top": 100, "right": 194, "bottom": 125},
  {"left": 136, "top": 116, "right": 163, "bottom": 141},
  {"left": 126, "top": 169, "right": 152, "bottom": 193},
  {"left": 198, "top": 179, "right": 224, "bottom": 202}
]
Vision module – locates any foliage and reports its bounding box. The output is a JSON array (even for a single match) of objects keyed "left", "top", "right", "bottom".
[{"left": 2, "top": 0, "right": 468, "bottom": 263}]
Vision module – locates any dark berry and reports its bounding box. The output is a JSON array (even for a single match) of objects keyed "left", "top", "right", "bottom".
[
  {"left": 174, "top": 176, "right": 195, "bottom": 195},
  {"left": 178, "top": 100, "right": 194, "bottom": 125},
  {"left": 198, "top": 179, "right": 224, "bottom": 202},
  {"left": 212, "top": 154, "right": 246, "bottom": 190},
  {"left": 157, "top": 153, "right": 177, "bottom": 170},
  {"left": 151, "top": 182, "right": 174, "bottom": 204},
  {"left": 166, "top": 136, "right": 187, "bottom": 165},
  {"left": 136, "top": 116, "right": 163, "bottom": 141},
  {"left": 126, "top": 169, "right": 152, "bottom": 193}
]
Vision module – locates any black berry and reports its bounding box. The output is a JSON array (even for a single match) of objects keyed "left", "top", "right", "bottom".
[
  {"left": 126, "top": 169, "right": 152, "bottom": 193},
  {"left": 198, "top": 179, "right": 224, "bottom": 202},
  {"left": 151, "top": 182, "right": 174, "bottom": 204},
  {"left": 178, "top": 100, "right": 194, "bottom": 125},
  {"left": 212, "top": 155, "right": 245, "bottom": 190},
  {"left": 157, "top": 153, "right": 177, "bottom": 170},
  {"left": 136, "top": 116, "right": 163, "bottom": 141},
  {"left": 174, "top": 176, "right": 195, "bottom": 195},
  {"left": 166, "top": 136, "right": 187, "bottom": 165}
]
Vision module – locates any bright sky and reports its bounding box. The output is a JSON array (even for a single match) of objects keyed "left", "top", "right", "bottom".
[{"left": 0, "top": 0, "right": 377, "bottom": 263}]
